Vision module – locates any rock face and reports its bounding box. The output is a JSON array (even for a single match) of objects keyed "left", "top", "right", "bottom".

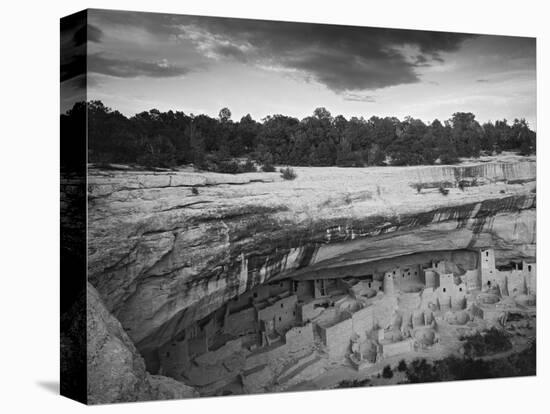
[
  {"left": 86, "top": 156, "right": 535, "bottom": 354},
  {"left": 86, "top": 283, "right": 197, "bottom": 404}
]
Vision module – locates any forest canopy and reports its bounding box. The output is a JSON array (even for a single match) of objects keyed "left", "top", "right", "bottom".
[{"left": 62, "top": 101, "right": 536, "bottom": 171}]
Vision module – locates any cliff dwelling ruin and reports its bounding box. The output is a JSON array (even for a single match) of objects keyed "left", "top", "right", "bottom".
[{"left": 144, "top": 248, "right": 536, "bottom": 396}]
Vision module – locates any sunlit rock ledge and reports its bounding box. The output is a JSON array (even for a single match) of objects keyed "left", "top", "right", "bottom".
[{"left": 85, "top": 155, "right": 535, "bottom": 352}]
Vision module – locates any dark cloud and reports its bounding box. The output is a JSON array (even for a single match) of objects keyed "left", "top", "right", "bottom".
[
  {"left": 176, "top": 17, "right": 474, "bottom": 92},
  {"left": 87, "top": 9, "right": 474, "bottom": 91},
  {"left": 88, "top": 54, "right": 191, "bottom": 78},
  {"left": 87, "top": 24, "right": 104, "bottom": 43},
  {"left": 61, "top": 16, "right": 104, "bottom": 82},
  {"left": 60, "top": 12, "right": 86, "bottom": 83}
]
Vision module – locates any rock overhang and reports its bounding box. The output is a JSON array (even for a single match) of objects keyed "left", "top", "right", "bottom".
[{"left": 85, "top": 157, "right": 536, "bottom": 353}]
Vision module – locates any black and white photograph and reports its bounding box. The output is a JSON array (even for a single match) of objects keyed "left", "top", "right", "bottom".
[
  {"left": 3, "top": 1, "right": 549, "bottom": 412},
  {"left": 59, "top": 7, "right": 540, "bottom": 404}
]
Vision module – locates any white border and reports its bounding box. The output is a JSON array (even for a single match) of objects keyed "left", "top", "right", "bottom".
[{"left": 1, "top": 0, "right": 547, "bottom": 413}]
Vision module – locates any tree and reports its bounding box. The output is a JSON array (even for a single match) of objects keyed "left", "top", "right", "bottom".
[
  {"left": 79, "top": 100, "right": 535, "bottom": 170},
  {"left": 237, "top": 114, "right": 260, "bottom": 154},
  {"left": 218, "top": 107, "right": 232, "bottom": 123},
  {"left": 313, "top": 107, "right": 332, "bottom": 121},
  {"left": 450, "top": 112, "right": 482, "bottom": 157},
  {"left": 511, "top": 118, "right": 536, "bottom": 155},
  {"left": 494, "top": 119, "right": 511, "bottom": 151},
  {"left": 481, "top": 122, "right": 498, "bottom": 154},
  {"left": 387, "top": 117, "right": 428, "bottom": 165},
  {"left": 258, "top": 115, "right": 299, "bottom": 164}
]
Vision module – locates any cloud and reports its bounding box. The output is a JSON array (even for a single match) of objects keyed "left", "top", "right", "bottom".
[
  {"left": 175, "top": 17, "right": 474, "bottom": 93},
  {"left": 87, "top": 10, "right": 474, "bottom": 91},
  {"left": 342, "top": 92, "right": 376, "bottom": 102},
  {"left": 87, "top": 54, "right": 191, "bottom": 78},
  {"left": 87, "top": 24, "right": 104, "bottom": 43},
  {"left": 61, "top": 19, "right": 104, "bottom": 83}
]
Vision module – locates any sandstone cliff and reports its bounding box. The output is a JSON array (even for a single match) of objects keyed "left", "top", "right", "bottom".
[
  {"left": 86, "top": 155, "right": 535, "bottom": 354},
  {"left": 86, "top": 283, "right": 198, "bottom": 404}
]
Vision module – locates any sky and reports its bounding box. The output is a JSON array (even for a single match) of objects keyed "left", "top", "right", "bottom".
[{"left": 62, "top": 9, "right": 536, "bottom": 128}]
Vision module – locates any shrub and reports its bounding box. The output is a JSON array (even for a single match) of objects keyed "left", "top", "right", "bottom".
[
  {"left": 458, "top": 178, "right": 478, "bottom": 191},
  {"left": 382, "top": 365, "right": 394, "bottom": 379},
  {"left": 280, "top": 167, "right": 297, "bottom": 180},
  {"left": 216, "top": 160, "right": 241, "bottom": 174},
  {"left": 240, "top": 159, "right": 257, "bottom": 173},
  {"left": 336, "top": 378, "right": 371, "bottom": 388},
  {"left": 344, "top": 194, "right": 353, "bottom": 204},
  {"left": 403, "top": 343, "right": 536, "bottom": 384},
  {"left": 212, "top": 159, "right": 257, "bottom": 174},
  {"left": 261, "top": 163, "right": 276, "bottom": 172},
  {"left": 397, "top": 359, "right": 408, "bottom": 372},
  {"left": 461, "top": 328, "right": 512, "bottom": 358},
  {"left": 191, "top": 187, "right": 199, "bottom": 195}
]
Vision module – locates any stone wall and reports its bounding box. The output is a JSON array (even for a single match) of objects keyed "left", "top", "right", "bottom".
[
  {"left": 224, "top": 307, "right": 257, "bottom": 336},
  {"left": 424, "top": 270, "right": 439, "bottom": 289},
  {"left": 195, "top": 338, "right": 243, "bottom": 366},
  {"left": 285, "top": 323, "right": 314, "bottom": 353},
  {"left": 244, "top": 343, "right": 288, "bottom": 371},
  {"left": 320, "top": 317, "right": 353, "bottom": 359},
  {"left": 257, "top": 295, "right": 298, "bottom": 333},
  {"left": 464, "top": 269, "right": 481, "bottom": 291},
  {"left": 371, "top": 296, "right": 398, "bottom": 329},
  {"left": 298, "top": 301, "right": 325, "bottom": 323},
  {"left": 526, "top": 263, "right": 536, "bottom": 294},
  {"left": 383, "top": 273, "right": 395, "bottom": 295},
  {"left": 242, "top": 364, "right": 272, "bottom": 393},
  {"left": 293, "top": 280, "right": 313, "bottom": 298},
  {"left": 381, "top": 339, "right": 414, "bottom": 358},
  {"left": 420, "top": 288, "right": 437, "bottom": 310},
  {"left": 352, "top": 306, "right": 374, "bottom": 340},
  {"left": 439, "top": 272, "right": 455, "bottom": 291},
  {"left": 159, "top": 339, "right": 190, "bottom": 379}
]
